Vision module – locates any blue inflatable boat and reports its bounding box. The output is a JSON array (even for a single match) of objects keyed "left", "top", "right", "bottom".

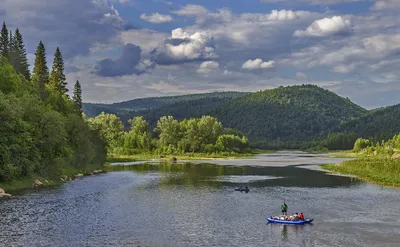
[{"left": 266, "top": 217, "right": 313, "bottom": 225}]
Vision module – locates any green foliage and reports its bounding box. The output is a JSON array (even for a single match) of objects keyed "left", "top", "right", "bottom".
[
  {"left": 86, "top": 112, "right": 125, "bottom": 152},
  {"left": 0, "top": 22, "right": 8, "bottom": 59},
  {"left": 353, "top": 138, "right": 372, "bottom": 152},
  {"left": 83, "top": 85, "right": 370, "bottom": 149},
  {"left": 353, "top": 133, "right": 400, "bottom": 157},
  {"left": 321, "top": 132, "right": 357, "bottom": 150},
  {"left": 83, "top": 91, "right": 249, "bottom": 118},
  {"left": 0, "top": 30, "right": 107, "bottom": 183},
  {"left": 32, "top": 41, "right": 49, "bottom": 100},
  {"left": 11, "top": 29, "right": 30, "bottom": 80},
  {"left": 87, "top": 114, "right": 249, "bottom": 155},
  {"left": 122, "top": 116, "right": 152, "bottom": 154},
  {"left": 337, "top": 104, "right": 400, "bottom": 142},
  {"left": 49, "top": 47, "right": 67, "bottom": 94},
  {"left": 73, "top": 80, "right": 82, "bottom": 114}
]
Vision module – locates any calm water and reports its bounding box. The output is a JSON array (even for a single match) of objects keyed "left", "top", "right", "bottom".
[{"left": 1, "top": 153, "right": 400, "bottom": 247}]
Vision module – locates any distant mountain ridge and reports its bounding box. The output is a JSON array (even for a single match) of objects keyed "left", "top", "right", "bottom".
[
  {"left": 83, "top": 85, "right": 400, "bottom": 148},
  {"left": 83, "top": 91, "right": 249, "bottom": 118}
]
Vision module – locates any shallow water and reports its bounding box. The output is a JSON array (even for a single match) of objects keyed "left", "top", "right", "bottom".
[{"left": 1, "top": 153, "right": 399, "bottom": 247}]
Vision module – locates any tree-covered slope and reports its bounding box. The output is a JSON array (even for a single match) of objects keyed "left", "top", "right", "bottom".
[
  {"left": 209, "top": 85, "right": 367, "bottom": 144},
  {"left": 336, "top": 104, "right": 400, "bottom": 141},
  {"left": 83, "top": 91, "right": 249, "bottom": 118}
]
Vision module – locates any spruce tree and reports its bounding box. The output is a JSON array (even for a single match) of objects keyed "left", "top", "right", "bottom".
[
  {"left": 13, "top": 29, "right": 30, "bottom": 80},
  {"left": 73, "top": 80, "right": 83, "bottom": 114},
  {"left": 49, "top": 47, "right": 67, "bottom": 94},
  {"left": 32, "top": 41, "right": 49, "bottom": 100},
  {"left": 8, "top": 30, "right": 16, "bottom": 68},
  {"left": 0, "top": 22, "right": 9, "bottom": 59}
]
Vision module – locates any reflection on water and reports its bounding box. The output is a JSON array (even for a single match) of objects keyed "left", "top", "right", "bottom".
[
  {"left": 1, "top": 154, "right": 400, "bottom": 247},
  {"left": 111, "top": 162, "right": 362, "bottom": 188}
]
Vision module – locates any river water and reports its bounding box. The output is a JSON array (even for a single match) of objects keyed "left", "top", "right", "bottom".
[{"left": 1, "top": 152, "right": 400, "bottom": 247}]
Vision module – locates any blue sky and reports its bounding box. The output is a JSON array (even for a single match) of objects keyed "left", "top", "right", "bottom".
[{"left": 0, "top": 0, "right": 399, "bottom": 109}]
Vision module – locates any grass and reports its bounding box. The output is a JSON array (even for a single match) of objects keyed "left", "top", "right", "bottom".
[
  {"left": 0, "top": 164, "right": 107, "bottom": 194},
  {"left": 106, "top": 151, "right": 265, "bottom": 163},
  {"left": 321, "top": 157, "right": 400, "bottom": 187}
]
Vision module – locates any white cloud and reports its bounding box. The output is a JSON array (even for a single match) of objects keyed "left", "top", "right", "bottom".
[
  {"left": 197, "top": 61, "right": 219, "bottom": 73},
  {"left": 153, "top": 28, "right": 218, "bottom": 64},
  {"left": 242, "top": 59, "right": 275, "bottom": 70},
  {"left": 267, "top": 9, "right": 300, "bottom": 21},
  {"left": 260, "top": 0, "right": 365, "bottom": 5},
  {"left": 140, "top": 13, "right": 173, "bottom": 23},
  {"left": 294, "top": 16, "right": 352, "bottom": 37},
  {"left": 173, "top": 4, "right": 208, "bottom": 17},
  {"left": 371, "top": 0, "right": 400, "bottom": 10}
]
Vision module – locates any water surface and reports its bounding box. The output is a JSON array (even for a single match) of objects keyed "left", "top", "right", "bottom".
[{"left": 1, "top": 153, "right": 399, "bottom": 247}]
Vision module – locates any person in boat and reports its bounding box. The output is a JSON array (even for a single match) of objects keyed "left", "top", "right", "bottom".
[
  {"left": 299, "top": 212, "right": 305, "bottom": 220},
  {"left": 289, "top": 212, "right": 300, "bottom": 221},
  {"left": 244, "top": 185, "right": 248, "bottom": 190},
  {"left": 281, "top": 201, "right": 288, "bottom": 215}
]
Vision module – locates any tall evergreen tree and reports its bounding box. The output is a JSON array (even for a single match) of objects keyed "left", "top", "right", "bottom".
[
  {"left": 8, "top": 30, "right": 16, "bottom": 68},
  {"left": 32, "top": 41, "right": 49, "bottom": 100},
  {"left": 73, "top": 80, "right": 83, "bottom": 114},
  {"left": 49, "top": 47, "right": 67, "bottom": 94},
  {"left": 13, "top": 29, "right": 30, "bottom": 80},
  {"left": 0, "top": 22, "right": 9, "bottom": 59}
]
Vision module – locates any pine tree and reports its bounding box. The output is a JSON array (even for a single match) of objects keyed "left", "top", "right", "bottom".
[
  {"left": 73, "top": 80, "right": 83, "bottom": 114},
  {"left": 13, "top": 29, "right": 30, "bottom": 80},
  {"left": 8, "top": 30, "right": 16, "bottom": 68},
  {"left": 32, "top": 41, "right": 49, "bottom": 100},
  {"left": 0, "top": 22, "right": 9, "bottom": 59},
  {"left": 49, "top": 47, "right": 67, "bottom": 94}
]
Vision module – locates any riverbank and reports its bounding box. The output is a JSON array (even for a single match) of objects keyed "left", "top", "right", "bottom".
[
  {"left": 0, "top": 164, "right": 108, "bottom": 194},
  {"left": 106, "top": 150, "right": 269, "bottom": 163},
  {"left": 321, "top": 157, "right": 400, "bottom": 187}
]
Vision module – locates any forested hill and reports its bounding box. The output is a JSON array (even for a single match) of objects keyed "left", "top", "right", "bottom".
[
  {"left": 83, "top": 85, "right": 372, "bottom": 148},
  {"left": 83, "top": 91, "right": 249, "bottom": 118},
  {"left": 209, "top": 85, "right": 368, "bottom": 146},
  {"left": 335, "top": 104, "right": 400, "bottom": 142}
]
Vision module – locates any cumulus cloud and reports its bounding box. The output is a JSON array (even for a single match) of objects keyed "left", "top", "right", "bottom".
[
  {"left": 140, "top": 13, "right": 173, "bottom": 23},
  {"left": 94, "top": 43, "right": 145, "bottom": 77},
  {"left": 152, "top": 28, "right": 218, "bottom": 65},
  {"left": 173, "top": 4, "right": 208, "bottom": 17},
  {"left": 260, "top": 0, "right": 365, "bottom": 5},
  {"left": 196, "top": 61, "right": 219, "bottom": 73},
  {"left": 294, "top": 16, "right": 352, "bottom": 37},
  {"left": 242, "top": 59, "right": 275, "bottom": 70},
  {"left": 371, "top": 0, "right": 400, "bottom": 10}
]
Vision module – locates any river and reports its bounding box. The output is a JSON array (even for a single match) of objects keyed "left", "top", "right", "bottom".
[{"left": 1, "top": 152, "right": 399, "bottom": 247}]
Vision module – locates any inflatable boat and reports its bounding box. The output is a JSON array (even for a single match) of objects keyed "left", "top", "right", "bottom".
[{"left": 266, "top": 217, "right": 313, "bottom": 225}]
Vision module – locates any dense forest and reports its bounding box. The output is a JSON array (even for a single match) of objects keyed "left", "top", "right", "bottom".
[
  {"left": 85, "top": 85, "right": 373, "bottom": 149},
  {"left": 87, "top": 113, "right": 249, "bottom": 155},
  {"left": 83, "top": 91, "right": 249, "bottom": 118},
  {"left": 335, "top": 104, "right": 400, "bottom": 142},
  {"left": 0, "top": 22, "right": 106, "bottom": 183}
]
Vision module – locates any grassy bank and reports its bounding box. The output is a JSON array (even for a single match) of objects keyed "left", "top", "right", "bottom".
[
  {"left": 106, "top": 150, "right": 270, "bottom": 163},
  {"left": 321, "top": 157, "right": 400, "bottom": 187},
  {"left": 0, "top": 164, "right": 107, "bottom": 193}
]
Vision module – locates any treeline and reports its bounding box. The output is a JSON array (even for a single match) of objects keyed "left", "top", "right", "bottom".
[
  {"left": 87, "top": 113, "right": 250, "bottom": 155},
  {"left": 353, "top": 134, "right": 400, "bottom": 156},
  {"left": 0, "top": 22, "right": 106, "bottom": 183}
]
